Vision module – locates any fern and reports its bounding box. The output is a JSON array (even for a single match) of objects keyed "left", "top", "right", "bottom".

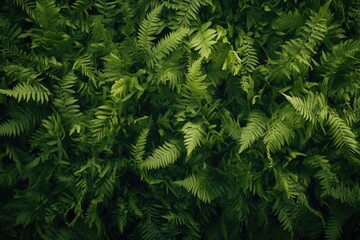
[
  {"left": 52, "top": 72, "right": 83, "bottom": 134},
  {"left": 90, "top": 101, "right": 120, "bottom": 141},
  {"left": 221, "top": 110, "right": 242, "bottom": 143},
  {"left": 166, "top": 0, "right": 212, "bottom": 28},
  {"left": 272, "top": 9, "right": 303, "bottom": 34},
  {"left": 130, "top": 128, "right": 149, "bottom": 163},
  {"left": 35, "top": 0, "right": 61, "bottom": 31},
  {"left": 151, "top": 27, "right": 189, "bottom": 61},
  {"left": 12, "top": 0, "right": 36, "bottom": 19},
  {"left": 141, "top": 141, "right": 181, "bottom": 170},
  {"left": 73, "top": 53, "right": 99, "bottom": 88},
  {"left": 175, "top": 174, "right": 214, "bottom": 203},
  {"left": 327, "top": 111, "right": 359, "bottom": 155},
  {"left": 267, "top": 2, "right": 331, "bottom": 80},
  {"left": 184, "top": 58, "right": 209, "bottom": 100},
  {"left": 190, "top": 22, "right": 218, "bottom": 59},
  {"left": 283, "top": 92, "right": 326, "bottom": 124},
  {"left": 0, "top": 106, "right": 36, "bottom": 137},
  {"left": 304, "top": 155, "right": 338, "bottom": 194},
  {"left": 0, "top": 82, "right": 50, "bottom": 103},
  {"left": 182, "top": 122, "right": 205, "bottom": 156},
  {"left": 137, "top": 4, "right": 164, "bottom": 52},
  {"left": 2, "top": 64, "right": 41, "bottom": 83},
  {"left": 239, "top": 111, "right": 268, "bottom": 153},
  {"left": 237, "top": 34, "right": 259, "bottom": 74}
]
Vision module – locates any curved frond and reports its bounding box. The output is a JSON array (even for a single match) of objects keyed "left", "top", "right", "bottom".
[
  {"left": 239, "top": 111, "right": 268, "bottom": 153},
  {"left": 0, "top": 82, "right": 50, "bottom": 104},
  {"left": 190, "top": 22, "right": 218, "bottom": 59},
  {"left": 152, "top": 27, "right": 189, "bottom": 61},
  {"left": 141, "top": 141, "right": 181, "bottom": 170},
  {"left": 175, "top": 174, "right": 213, "bottom": 203},
  {"left": 327, "top": 112, "right": 359, "bottom": 155},
  {"left": 131, "top": 128, "right": 150, "bottom": 163},
  {"left": 137, "top": 4, "right": 164, "bottom": 52},
  {"left": 182, "top": 122, "right": 205, "bottom": 156},
  {"left": 264, "top": 118, "right": 295, "bottom": 154}
]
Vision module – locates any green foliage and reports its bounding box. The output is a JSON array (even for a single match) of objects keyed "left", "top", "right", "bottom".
[
  {"left": 1, "top": 0, "right": 359, "bottom": 239},
  {"left": 141, "top": 141, "right": 182, "bottom": 170}
]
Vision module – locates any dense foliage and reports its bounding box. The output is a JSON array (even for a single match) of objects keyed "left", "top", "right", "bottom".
[{"left": 1, "top": 0, "right": 359, "bottom": 239}]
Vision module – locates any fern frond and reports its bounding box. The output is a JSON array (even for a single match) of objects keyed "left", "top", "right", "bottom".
[
  {"left": 141, "top": 141, "right": 181, "bottom": 170},
  {"left": 35, "top": 0, "right": 61, "bottom": 31},
  {"left": 267, "top": 3, "right": 331, "bottom": 80},
  {"left": 272, "top": 9, "right": 303, "bottom": 34},
  {"left": 2, "top": 64, "right": 41, "bottom": 84},
  {"left": 222, "top": 49, "right": 242, "bottom": 75},
  {"left": 90, "top": 101, "right": 120, "bottom": 140},
  {"left": 73, "top": 53, "right": 98, "bottom": 88},
  {"left": 137, "top": 4, "right": 164, "bottom": 52},
  {"left": 327, "top": 111, "right": 359, "bottom": 154},
  {"left": 152, "top": 27, "right": 189, "bottom": 61},
  {"left": 167, "top": 0, "right": 211, "bottom": 27},
  {"left": 182, "top": 122, "right": 205, "bottom": 156},
  {"left": 221, "top": 111, "right": 242, "bottom": 143},
  {"left": 283, "top": 92, "right": 327, "bottom": 124},
  {"left": 264, "top": 118, "right": 295, "bottom": 154},
  {"left": 175, "top": 174, "right": 214, "bottom": 203},
  {"left": 53, "top": 72, "right": 83, "bottom": 134},
  {"left": 239, "top": 111, "right": 268, "bottom": 153},
  {"left": 155, "top": 52, "right": 185, "bottom": 92},
  {"left": 190, "top": 22, "right": 218, "bottom": 59},
  {"left": 272, "top": 197, "right": 295, "bottom": 233},
  {"left": 12, "top": 0, "right": 36, "bottom": 19},
  {"left": 0, "top": 82, "right": 50, "bottom": 103},
  {"left": 184, "top": 58, "right": 209, "bottom": 99},
  {"left": 237, "top": 34, "right": 259, "bottom": 74},
  {"left": 1, "top": 106, "right": 37, "bottom": 138},
  {"left": 131, "top": 128, "right": 149, "bottom": 163},
  {"left": 110, "top": 75, "right": 144, "bottom": 102},
  {"left": 304, "top": 155, "right": 338, "bottom": 194},
  {"left": 320, "top": 39, "right": 360, "bottom": 81},
  {"left": 325, "top": 213, "right": 344, "bottom": 240}
]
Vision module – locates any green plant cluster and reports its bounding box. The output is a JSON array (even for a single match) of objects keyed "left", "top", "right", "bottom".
[{"left": 1, "top": 0, "right": 359, "bottom": 239}]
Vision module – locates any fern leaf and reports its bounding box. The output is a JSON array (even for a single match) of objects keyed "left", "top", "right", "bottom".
[
  {"left": 167, "top": 0, "right": 211, "bottom": 27},
  {"left": 327, "top": 112, "right": 360, "bottom": 154},
  {"left": 12, "top": 0, "right": 36, "bottom": 19},
  {"left": 90, "top": 101, "right": 120, "bottom": 140},
  {"left": 190, "top": 22, "right": 218, "bottom": 59},
  {"left": 73, "top": 53, "right": 98, "bottom": 87},
  {"left": 185, "top": 58, "right": 209, "bottom": 99},
  {"left": 137, "top": 4, "right": 164, "bottom": 52},
  {"left": 152, "top": 27, "right": 189, "bottom": 61},
  {"left": 320, "top": 39, "right": 360, "bottom": 81},
  {"left": 239, "top": 111, "right": 267, "bottom": 153},
  {"left": 0, "top": 82, "right": 50, "bottom": 103},
  {"left": 53, "top": 72, "right": 83, "bottom": 134},
  {"left": 283, "top": 92, "right": 324, "bottom": 124},
  {"left": 221, "top": 111, "right": 242, "bottom": 143},
  {"left": 182, "top": 122, "right": 205, "bottom": 156},
  {"left": 141, "top": 141, "right": 181, "bottom": 170},
  {"left": 131, "top": 128, "right": 149, "bottom": 162},
  {"left": 263, "top": 118, "right": 295, "bottom": 154},
  {"left": 325, "top": 214, "right": 343, "bottom": 240},
  {"left": 237, "top": 35, "right": 259, "bottom": 74},
  {"left": 36, "top": 0, "right": 61, "bottom": 31},
  {"left": 175, "top": 174, "right": 213, "bottom": 203},
  {"left": 271, "top": 198, "right": 295, "bottom": 233}
]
